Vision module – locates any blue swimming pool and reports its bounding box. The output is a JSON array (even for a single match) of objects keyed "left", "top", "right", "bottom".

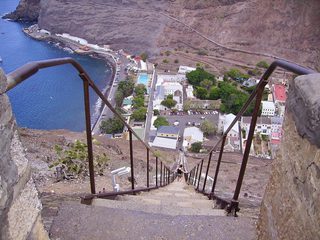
[{"left": 137, "top": 73, "right": 149, "bottom": 85}]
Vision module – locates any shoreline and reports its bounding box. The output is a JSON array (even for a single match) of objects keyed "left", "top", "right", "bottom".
[{"left": 22, "top": 24, "right": 123, "bottom": 132}]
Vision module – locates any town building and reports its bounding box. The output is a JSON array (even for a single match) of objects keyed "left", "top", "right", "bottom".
[
  {"left": 178, "top": 66, "right": 196, "bottom": 74},
  {"left": 182, "top": 127, "right": 203, "bottom": 150},
  {"left": 261, "top": 101, "right": 275, "bottom": 116},
  {"left": 272, "top": 84, "right": 287, "bottom": 104},
  {"left": 241, "top": 116, "right": 272, "bottom": 136},
  {"left": 218, "top": 113, "right": 240, "bottom": 151},
  {"left": 151, "top": 126, "right": 180, "bottom": 150}
]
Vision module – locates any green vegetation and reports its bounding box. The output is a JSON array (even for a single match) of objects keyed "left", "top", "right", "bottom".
[
  {"left": 100, "top": 117, "right": 124, "bottom": 135},
  {"left": 261, "top": 134, "right": 269, "bottom": 141},
  {"left": 140, "top": 52, "right": 148, "bottom": 62},
  {"left": 194, "top": 87, "right": 208, "bottom": 100},
  {"left": 200, "top": 120, "right": 217, "bottom": 136},
  {"left": 153, "top": 116, "right": 169, "bottom": 129},
  {"left": 134, "top": 84, "right": 147, "bottom": 96},
  {"left": 115, "top": 77, "right": 134, "bottom": 107},
  {"left": 197, "top": 49, "right": 208, "bottom": 56},
  {"left": 256, "top": 60, "right": 270, "bottom": 69},
  {"left": 50, "top": 140, "right": 109, "bottom": 177},
  {"left": 186, "top": 68, "right": 216, "bottom": 86},
  {"left": 131, "top": 107, "right": 147, "bottom": 121},
  {"left": 161, "top": 94, "right": 177, "bottom": 109},
  {"left": 132, "top": 96, "right": 144, "bottom": 108},
  {"left": 165, "top": 50, "right": 171, "bottom": 56},
  {"left": 153, "top": 109, "right": 160, "bottom": 116},
  {"left": 163, "top": 59, "right": 169, "bottom": 64},
  {"left": 190, "top": 142, "right": 202, "bottom": 153},
  {"left": 225, "top": 68, "right": 249, "bottom": 81},
  {"left": 174, "top": 59, "right": 179, "bottom": 64}
]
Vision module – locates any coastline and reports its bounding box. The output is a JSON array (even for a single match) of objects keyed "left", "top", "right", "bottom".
[{"left": 22, "top": 24, "right": 123, "bottom": 132}]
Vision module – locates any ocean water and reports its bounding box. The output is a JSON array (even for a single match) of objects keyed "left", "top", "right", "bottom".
[{"left": 0, "top": 0, "right": 112, "bottom": 131}]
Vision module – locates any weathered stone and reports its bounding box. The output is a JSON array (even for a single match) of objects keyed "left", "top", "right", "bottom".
[
  {"left": 257, "top": 74, "right": 320, "bottom": 240},
  {"left": 0, "top": 69, "right": 49, "bottom": 239},
  {"left": 287, "top": 73, "right": 320, "bottom": 148}
]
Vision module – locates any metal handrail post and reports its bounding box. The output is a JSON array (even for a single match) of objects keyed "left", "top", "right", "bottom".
[
  {"left": 129, "top": 130, "right": 135, "bottom": 190},
  {"left": 82, "top": 78, "right": 95, "bottom": 194},
  {"left": 202, "top": 151, "right": 213, "bottom": 193},
  {"left": 210, "top": 135, "right": 227, "bottom": 199},
  {"left": 160, "top": 162, "right": 163, "bottom": 187},
  {"left": 197, "top": 159, "right": 204, "bottom": 191},
  {"left": 156, "top": 157, "right": 158, "bottom": 187},
  {"left": 194, "top": 164, "right": 199, "bottom": 186},
  {"left": 228, "top": 84, "right": 266, "bottom": 215},
  {"left": 147, "top": 149, "right": 149, "bottom": 188}
]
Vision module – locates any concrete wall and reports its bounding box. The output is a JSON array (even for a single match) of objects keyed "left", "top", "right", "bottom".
[
  {"left": 0, "top": 69, "right": 48, "bottom": 240},
  {"left": 257, "top": 73, "right": 320, "bottom": 239}
]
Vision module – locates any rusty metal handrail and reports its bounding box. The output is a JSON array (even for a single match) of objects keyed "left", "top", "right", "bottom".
[
  {"left": 187, "top": 59, "right": 315, "bottom": 216},
  {"left": 4, "top": 57, "right": 175, "bottom": 195}
]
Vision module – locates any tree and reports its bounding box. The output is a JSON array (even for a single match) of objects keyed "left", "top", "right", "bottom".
[
  {"left": 132, "top": 96, "right": 144, "bottom": 109},
  {"left": 115, "top": 90, "right": 124, "bottom": 107},
  {"left": 200, "top": 79, "right": 213, "bottom": 90},
  {"left": 200, "top": 120, "right": 217, "bottom": 136},
  {"left": 183, "top": 100, "right": 192, "bottom": 112},
  {"left": 195, "top": 87, "right": 208, "bottom": 100},
  {"left": 100, "top": 117, "right": 124, "bottom": 134},
  {"left": 208, "top": 86, "right": 220, "bottom": 100},
  {"left": 131, "top": 107, "right": 147, "bottom": 121},
  {"left": 190, "top": 142, "right": 202, "bottom": 153},
  {"left": 256, "top": 60, "right": 269, "bottom": 69},
  {"left": 118, "top": 78, "right": 134, "bottom": 97},
  {"left": 153, "top": 116, "right": 169, "bottom": 129},
  {"left": 186, "top": 68, "right": 216, "bottom": 86},
  {"left": 134, "top": 84, "right": 147, "bottom": 96},
  {"left": 153, "top": 109, "right": 160, "bottom": 115},
  {"left": 161, "top": 95, "right": 177, "bottom": 109}
]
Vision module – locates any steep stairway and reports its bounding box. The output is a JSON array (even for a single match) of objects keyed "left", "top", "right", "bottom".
[{"left": 48, "top": 181, "right": 256, "bottom": 240}]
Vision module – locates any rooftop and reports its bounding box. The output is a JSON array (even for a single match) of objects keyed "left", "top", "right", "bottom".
[
  {"left": 157, "top": 126, "right": 180, "bottom": 135},
  {"left": 151, "top": 136, "right": 177, "bottom": 149},
  {"left": 242, "top": 116, "right": 271, "bottom": 125}
]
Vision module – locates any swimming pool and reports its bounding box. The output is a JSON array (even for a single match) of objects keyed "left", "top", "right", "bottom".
[{"left": 137, "top": 73, "right": 149, "bottom": 85}]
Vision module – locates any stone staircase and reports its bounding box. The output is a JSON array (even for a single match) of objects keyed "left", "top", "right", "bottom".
[{"left": 48, "top": 181, "right": 256, "bottom": 239}]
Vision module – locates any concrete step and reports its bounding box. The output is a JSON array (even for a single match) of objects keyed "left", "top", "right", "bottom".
[
  {"left": 50, "top": 202, "right": 256, "bottom": 240},
  {"left": 93, "top": 198, "right": 225, "bottom": 216}
]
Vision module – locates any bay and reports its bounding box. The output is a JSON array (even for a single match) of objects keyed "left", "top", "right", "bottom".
[{"left": 0, "top": 0, "right": 112, "bottom": 131}]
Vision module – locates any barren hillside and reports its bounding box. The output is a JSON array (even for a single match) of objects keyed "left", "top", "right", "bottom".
[{"left": 6, "top": 0, "right": 320, "bottom": 71}]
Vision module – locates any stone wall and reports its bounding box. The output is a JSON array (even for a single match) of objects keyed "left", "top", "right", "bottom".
[
  {"left": 257, "top": 73, "right": 320, "bottom": 239},
  {"left": 0, "top": 69, "right": 48, "bottom": 240}
]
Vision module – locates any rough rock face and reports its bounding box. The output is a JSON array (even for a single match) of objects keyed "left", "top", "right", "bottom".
[
  {"left": 257, "top": 73, "right": 320, "bottom": 239},
  {"left": 3, "top": 0, "right": 40, "bottom": 22},
  {"left": 0, "top": 69, "right": 48, "bottom": 240},
  {"left": 8, "top": 0, "right": 320, "bottom": 68}
]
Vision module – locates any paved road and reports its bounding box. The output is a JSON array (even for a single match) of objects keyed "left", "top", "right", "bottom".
[{"left": 144, "top": 68, "right": 157, "bottom": 142}]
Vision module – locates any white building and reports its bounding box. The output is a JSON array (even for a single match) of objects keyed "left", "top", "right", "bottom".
[
  {"left": 153, "top": 82, "right": 183, "bottom": 111},
  {"left": 183, "top": 127, "right": 203, "bottom": 150},
  {"left": 186, "top": 85, "right": 195, "bottom": 99},
  {"left": 218, "top": 113, "right": 240, "bottom": 151},
  {"left": 156, "top": 74, "right": 185, "bottom": 86},
  {"left": 241, "top": 116, "right": 272, "bottom": 136},
  {"left": 261, "top": 101, "right": 275, "bottom": 116},
  {"left": 178, "top": 66, "right": 196, "bottom": 75}
]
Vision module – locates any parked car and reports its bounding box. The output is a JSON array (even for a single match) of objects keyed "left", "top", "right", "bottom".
[
  {"left": 174, "top": 120, "right": 179, "bottom": 126},
  {"left": 200, "top": 116, "right": 205, "bottom": 120}
]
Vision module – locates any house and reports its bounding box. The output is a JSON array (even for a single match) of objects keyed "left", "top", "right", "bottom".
[
  {"left": 183, "top": 127, "right": 203, "bottom": 150},
  {"left": 157, "top": 126, "right": 179, "bottom": 139},
  {"left": 218, "top": 113, "right": 240, "bottom": 151},
  {"left": 178, "top": 66, "right": 196, "bottom": 74},
  {"left": 151, "top": 126, "right": 179, "bottom": 150},
  {"left": 261, "top": 101, "right": 275, "bottom": 116},
  {"left": 153, "top": 83, "right": 183, "bottom": 111},
  {"left": 241, "top": 116, "right": 272, "bottom": 136},
  {"left": 271, "top": 116, "right": 283, "bottom": 140}
]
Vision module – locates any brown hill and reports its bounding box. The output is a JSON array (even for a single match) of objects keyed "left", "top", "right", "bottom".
[{"left": 6, "top": 0, "right": 320, "bottom": 72}]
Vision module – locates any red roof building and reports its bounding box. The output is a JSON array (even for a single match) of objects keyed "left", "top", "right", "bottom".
[{"left": 273, "top": 84, "right": 287, "bottom": 103}]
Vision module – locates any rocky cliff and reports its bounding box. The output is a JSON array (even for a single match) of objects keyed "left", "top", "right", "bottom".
[
  {"left": 6, "top": 0, "right": 320, "bottom": 71},
  {"left": 3, "top": 0, "right": 40, "bottom": 21}
]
